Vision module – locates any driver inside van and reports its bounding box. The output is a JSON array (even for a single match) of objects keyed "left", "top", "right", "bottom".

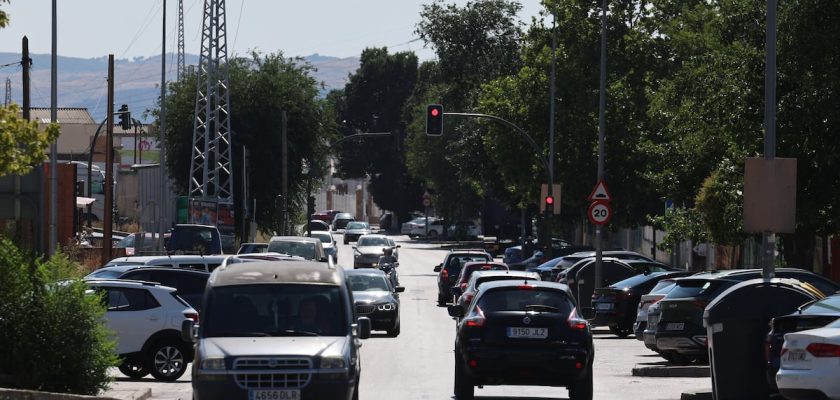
[{"left": 295, "top": 297, "right": 331, "bottom": 335}]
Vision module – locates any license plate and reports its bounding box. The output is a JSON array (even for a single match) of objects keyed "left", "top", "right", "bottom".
[
  {"left": 507, "top": 327, "right": 548, "bottom": 339},
  {"left": 249, "top": 390, "right": 300, "bottom": 400},
  {"left": 785, "top": 349, "right": 808, "bottom": 362},
  {"left": 596, "top": 302, "right": 614, "bottom": 311},
  {"left": 665, "top": 323, "right": 684, "bottom": 331}
]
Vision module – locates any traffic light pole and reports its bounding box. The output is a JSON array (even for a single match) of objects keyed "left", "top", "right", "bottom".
[{"left": 595, "top": 0, "right": 608, "bottom": 290}]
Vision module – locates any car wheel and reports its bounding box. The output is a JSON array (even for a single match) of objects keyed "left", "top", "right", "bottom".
[
  {"left": 146, "top": 339, "right": 188, "bottom": 382},
  {"left": 352, "top": 379, "right": 359, "bottom": 400},
  {"left": 344, "top": 239, "right": 349, "bottom": 245},
  {"left": 609, "top": 325, "right": 632, "bottom": 338},
  {"left": 437, "top": 292, "right": 447, "bottom": 307},
  {"left": 118, "top": 360, "right": 149, "bottom": 379},
  {"left": 453, "top": 354, "right": 474, "bottom": 400},
  {"left": 666, "top": 352, "right": 692, "bottom": 366},
  {"left": 428, "top": 230, "right": 439, "bottom": 238},
  {"left": 568, "top": 362, "right": 593, "bottom": 400}
]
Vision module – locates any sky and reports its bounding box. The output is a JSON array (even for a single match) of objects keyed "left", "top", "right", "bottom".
[{"left": 0, "top": 0, "right": 546, "bottom": 60}]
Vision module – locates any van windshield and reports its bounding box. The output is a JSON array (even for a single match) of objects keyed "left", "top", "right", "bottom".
[{"left": 203, "top": 284, "right": 347, "bottom": 337}]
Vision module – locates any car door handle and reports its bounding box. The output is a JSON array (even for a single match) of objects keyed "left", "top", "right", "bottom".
[{"left": 147, "top": 316, "right": 160, "bottom": 321}]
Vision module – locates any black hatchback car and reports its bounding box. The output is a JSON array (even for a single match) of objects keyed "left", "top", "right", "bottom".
[
  {"left": 448, "top": 280, "right": 594, "bottom": 400},
  {"left": 591, "top": 271, "right": 691, "bottom": 337},
  {"left": 345, "top": 268, "right": 405, "bottom": 337},
  {"left": 655, "top": 268, "right": 840, "bottom": 363},
  {"left": 85, "top": 265, "right": 210, "bottom": 312},
  {"left": 434, "top": 250, "right": 493, "bottom": 306}
]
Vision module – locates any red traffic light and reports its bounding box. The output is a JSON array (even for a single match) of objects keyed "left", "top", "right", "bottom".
[
  {"left": 430, "top": 108, "right": 440, "bottom": 117},
  {"left": 545, "top": 196, "right": 554, "bottom": 205},
  {"left": 426, "top": 104, "right": 444, "bottom": 136}
]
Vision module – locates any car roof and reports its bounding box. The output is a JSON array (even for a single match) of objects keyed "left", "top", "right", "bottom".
[
  {"left": 463, "top": 261, "right": 507, "bottom": 268},
  {"left": 89, "top": 265, "right": 140, "bottom": 275},
  {"left": 86, "top": 279, "right": 176, "bottom": 292},
  {"left": 472, "top": 270, "right": 540, "bottom": 280},
  {"left": 121, "top": 267, "right": 210, "bottom": 276},
  {"left": 358, "top": 234, "right": 387, "bottom": 239},
  {"left": 108, "top": 255, "right": 228, "bottom": 264},
  {"left": 209, "top": 260, "right": 342, "bottom": 287},
  {"left": 479, "top": 279, "right": 571, "bottom": 294},
  {"left": 344, "top": 268, "right": 386, "bottom": 277},
  {"left": 239, "top": 242, "right": 268, "bottom": 246},
  {"left": 269, "top": 236, "right": 321, "bottom": 243}
]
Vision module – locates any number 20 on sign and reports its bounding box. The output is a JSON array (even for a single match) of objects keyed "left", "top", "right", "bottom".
[{"left": 588, "top": 200, "right": 612, "bottom": 226}]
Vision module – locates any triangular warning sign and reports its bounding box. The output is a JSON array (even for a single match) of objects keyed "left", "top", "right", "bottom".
[{"left": 587, "top": 180, "right": 612, "bottom": 202}]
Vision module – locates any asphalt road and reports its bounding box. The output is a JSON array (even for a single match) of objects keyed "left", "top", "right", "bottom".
[{"left": 105, "top": 233, "right": 712, "bottom": 400}]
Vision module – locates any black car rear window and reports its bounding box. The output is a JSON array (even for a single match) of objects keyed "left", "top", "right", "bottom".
[
  {"left": 477, "top": 288, "right": 573, "bottom": 314},
  {"left": 665, "top": 279, "right": 734, "bottom": 300},
  {"left": 649, "top": 279, "right": 677, "bottom": 294},
  {"left": 610, "top": 272, "right": 666, "bottom": 289},
  {"left": 445, "top": 254, "right": 491, "bottom": 272}
]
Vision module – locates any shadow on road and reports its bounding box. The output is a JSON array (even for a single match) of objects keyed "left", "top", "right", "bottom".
[{"left": 114, "top": 377, "right": 192, "bottom": 383}]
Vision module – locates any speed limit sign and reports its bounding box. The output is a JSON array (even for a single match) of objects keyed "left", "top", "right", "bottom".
[{"left": 588, "top": 200, "right": 612, "bottom": 225}]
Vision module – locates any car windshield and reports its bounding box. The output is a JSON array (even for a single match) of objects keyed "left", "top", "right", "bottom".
[
  {"left": 477, "top": 288, "right": 573, "bottom": 314},
  {"left": 803, "top": 295, "right": 840, "bottom": 315},
  {"left": 410, "top": 217, "right": 426, "bottom": 224},
  {"left": 347, "top": 274, "right": 391, "bottom": 292},
  {"left": 610, "top": 272, "right": 667, "bottom": 289},
  {"left": 267, "top": 241, "right": 317, "bottom": 259},
  {"left": 358, "top": 237, "right": 388, "bottom": 246},
  {"left": 311, "top": 233, "right": 331, "bottom": 243},
  {"left": 346, "top": 222, "right": 368, "bottom": 230},
  {"left": 203, "top": 284, "right": 347, "bottom": 337},
  {"left": 627, "top": 262, "right": 671, "bottom": 273}
]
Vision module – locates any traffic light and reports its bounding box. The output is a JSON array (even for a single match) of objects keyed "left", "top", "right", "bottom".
[
  {"left": 544, "top": 195, "right": 554, "bottom": 214},
  {"left": 117, "top": 104, "right": 131, "bottom": 130},
  {"left": 425, "top": 104, "right": 443, "bottom": 136},
  {"left": 307, "top": 196, "right": 316, "bottom": 217}
]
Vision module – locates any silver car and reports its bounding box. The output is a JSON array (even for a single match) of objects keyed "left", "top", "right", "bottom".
[
  {"left": 343, "top": 221, "right": 372, "bottom": 244},
  {"left": 352, "top": 234, "right": 399, "bottom": 269}
]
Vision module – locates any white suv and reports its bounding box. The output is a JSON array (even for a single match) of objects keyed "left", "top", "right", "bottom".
[{"left": 87, "top": 280, "right": 198, "bottom": 381}]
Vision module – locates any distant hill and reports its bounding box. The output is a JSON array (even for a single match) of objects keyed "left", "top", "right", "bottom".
[{"left": 0, "top": 52, "right": 358, "bottom": 122}]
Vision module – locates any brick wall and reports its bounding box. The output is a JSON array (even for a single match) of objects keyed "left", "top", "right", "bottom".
[{"left": 43, "top": 163, "right": 77, "bottom": 249}]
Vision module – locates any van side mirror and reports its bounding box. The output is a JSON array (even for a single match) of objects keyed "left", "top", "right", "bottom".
[
  {"left": 395, "top": 286, "right": 405, "bottom": 293},
  {"left": 434, "top": 264, "right": 442, "bottom": 272},
  {"left": 357, "top": 317, "right": 372, "bottom": 339},
  {"left": 181, "top": 320, "right": 196, "bottom": 343}
]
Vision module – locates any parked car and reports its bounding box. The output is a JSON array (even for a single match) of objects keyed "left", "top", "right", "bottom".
[
  {"left": 433, "top": 249, "right": 493, "bottom": 306},
  {"left": 345, "top": 268, "right": 404, "bottom": 336},
  {"left": 554, "top": 251, "right": 655, "bottom": 283},
  {"left": 311, "top": 209, "right": 342, "bottom": 223},
  {"left": 776, "top": 317, "right": 840, "bottom": 400},
  {"left": 766, "top": 294, "right": 840, "bottom": 391},
  {"left": 557, "top": 257, "right": 640, "bottom": 310},
  {"left": 450, "top": 261, "right": 509, "bottom": 301},
  {"left": 105, "top": 255, "right": 228, "bottom": 272},
  {"left": 352, "top": 234, "right": 399, "bottom": 269},
  {"left": 448, "top": 280, "right": 594, "bottom": 400},
  {"left": 185, "top": 260, "right": 369, "bottom": 400},
  {"left": 309, "top": 230, "right": 338, "bottom": 263},
  {"left": 454, "top": 270, "right": 541, "bottom": 313},
  {"left": 400, "top": 217, "right": 427, "bottom": 236},
  {"left": 85, "top": 266, "right": 209, "bottom": 312},
  {"left": 502, "top": 246, "right": 524, "bottom": 265},
  {"left": 267, "top": 236, "right": 329, "bottom": 262},
  {"left": 331, "top": 212, "right": 355, "bottom": 231},
  {"left": 116, "top": 232, "right": 166, "bottom": 256},
  {"left": 635, "top": 278, "right": 683, "bottom": 340},
  {"left": 236, "top": 242, "right": 267, "bottom": 254},
  {"left": 591, "top": 271, "right": 691, "bottom": 337},
  {"left": 166, "top": 224, "right": 223, "bottom": 255},
  {"left": 343, "top": 221, "right": 372, "bottom": 244},
  {"left": 655, "top": 268, "right": 840, "bottom": 364},
  {"left": 406, "top": 217, "right": 445, "bottom": 238},
  {"left": 87, "top": 279, "right": 197, "bottom": 381},
  {"left": 447, "top": 220, "right": 482, "bottom": 240}
]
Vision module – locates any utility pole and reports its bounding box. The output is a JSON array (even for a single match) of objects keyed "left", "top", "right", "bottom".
[
  {"left": 3, "top": 78, "right": 9, "bottom": 107},
  {"left": 49, "top": 0, "right": 58, "bottom": 255},
  {"left": 594, "top": 0, "right": 608, "bottom": 290},
  {"left": 281, "top": 111, "right": 289, "bottom": 235},
  {"left": 762, "top": 0, "right": 778, "bottom": 279},
  {"left": 23, "top": 36, "right": 39, "bottom": 252},
  {"left": 159, "top": 0, "right": 168, "bottom": 252},
  {"left": 102, "top": 55, "right": 115, "bottom": 266},
  {"left": 547, "top": 13, "right": 557, "bottom": 259}
]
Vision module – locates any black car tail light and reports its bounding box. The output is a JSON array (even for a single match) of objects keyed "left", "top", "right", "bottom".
[
  {"left": 567, "top": 307, "right": 588, "bottom": 330},
  {"left": 464, "top": 306, "right": 486, "bottom": 328}
]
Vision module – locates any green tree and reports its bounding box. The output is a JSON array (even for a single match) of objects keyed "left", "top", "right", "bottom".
[
  {"left": 0, "top": 104, "right": 60, "bottom": 176},
  {"left": 331, "top": 48, "right": 424, "bottom": 223},
  {"left": 159, "top": 52, "right": 337, "bottom": 234}
]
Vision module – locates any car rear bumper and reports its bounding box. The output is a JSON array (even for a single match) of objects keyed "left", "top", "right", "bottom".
[
  {"left": 777, "top": 368, "right": 840, "bottom": 400},
  {"left": 655, "top": 329, "right": 707, "bottom": 354},
  {"left": 633, "top": 321, "right": 646, "bottom": 340},
  {"left": 460, "top": 345, "right": 591, "bottom": 386}
]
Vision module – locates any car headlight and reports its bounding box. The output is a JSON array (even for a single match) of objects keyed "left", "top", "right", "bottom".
[
  {"left": 200, "top": 357, "right": 226, "bottom": 370},
  {"left": 377, "top": 303, "right": 396, "bottom": 311},
  {"left": 320, "top": 356, "right": 346, "bottom": 369}
]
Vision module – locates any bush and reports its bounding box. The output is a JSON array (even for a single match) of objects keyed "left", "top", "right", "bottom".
[{"left": 0, "top": 237, "right": 118, "bottom": 395}]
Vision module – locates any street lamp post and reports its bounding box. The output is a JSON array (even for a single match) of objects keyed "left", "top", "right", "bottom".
[{"left": 594, "top": 0, "right": 608, "bottom": 290}]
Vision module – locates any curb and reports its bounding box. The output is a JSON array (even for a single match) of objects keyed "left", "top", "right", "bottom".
[
  {"left": 632, "top": 365, "right": 710, "bottom": 378},
  {"left": 680, "top": 392, "right": 713, "bottom": 400},
  {"left": 0, "top": 387, "right": 150, "bottom": 400}
]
